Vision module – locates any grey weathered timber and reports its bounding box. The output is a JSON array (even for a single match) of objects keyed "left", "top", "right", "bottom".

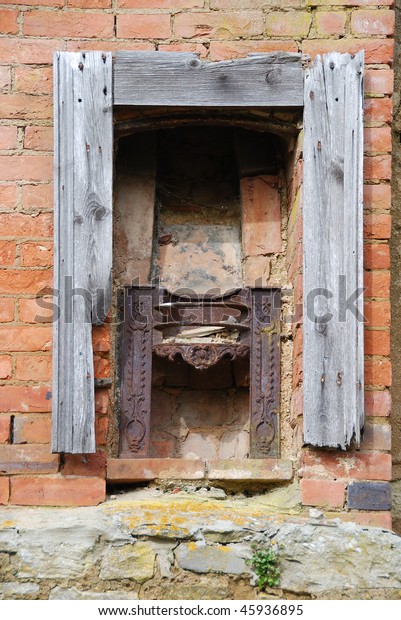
[
  {"left": 114, "top": 52, "right": 304, "bottom": 107},
  {"left": 303, "top": 51, "right": 364, "bottom": 448},
  {"left": 52, "top": 51, "right": 113, "bottom": 453}
]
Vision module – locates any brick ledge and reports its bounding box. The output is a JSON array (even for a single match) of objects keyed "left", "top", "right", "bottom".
[{"left": 107, "top": 458, "right": 293, "bottom": 483}]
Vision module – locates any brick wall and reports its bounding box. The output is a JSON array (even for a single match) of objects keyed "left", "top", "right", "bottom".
[{"left": 0, "top": 0, "right": 394, "bottom": 519}]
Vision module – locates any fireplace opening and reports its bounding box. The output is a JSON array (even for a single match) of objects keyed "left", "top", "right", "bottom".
[{"left": 114, "top": 123, "right": 288, "bottom": 470}]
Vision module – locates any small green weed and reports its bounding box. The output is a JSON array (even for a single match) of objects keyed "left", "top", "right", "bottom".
[{"left": 247, "top": 544, "right": 280, "bottom": 590}]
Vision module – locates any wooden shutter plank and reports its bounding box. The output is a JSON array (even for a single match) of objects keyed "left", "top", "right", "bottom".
[
  {"left": 52, "top": 51, "right": 113, "bottom": 454},
  {"left": 303, "top": 51, "right": 364, "bottom": 449},
  {"left": 114, "top": 52, "right": 304, "bottom": 107}
]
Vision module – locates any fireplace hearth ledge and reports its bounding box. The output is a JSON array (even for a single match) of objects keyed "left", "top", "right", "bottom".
[{"left": 107, "top": 458, "right": 293, "bottom": 483}]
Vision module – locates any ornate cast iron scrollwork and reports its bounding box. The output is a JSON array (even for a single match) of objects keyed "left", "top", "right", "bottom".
[
  {"left": 152, "top": 343, "right": 249, "bottom": 370},
  {"left": 250, "top": 289, "right": 281, "bottom": 458}
]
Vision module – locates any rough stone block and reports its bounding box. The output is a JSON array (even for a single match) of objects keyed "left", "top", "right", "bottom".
[
  {"left": 49, "top": 587, "right": 138, "bottom": 600},
  {"left": 100, "top": 542, "right": 155, "bottom": 582},
  {"left": 219, "top": 430, "right": 249, "bottom": 459},
  {"left": 0, "top": 582, "right": 40, "bottom": 600},
  {"left": 348, "top": 482, "right": 391, "bottom": 511},
  {"left": 175, "top": 541, "right": 249, "bottom": 575},
  {"left": 182, "top": 433, "right": 218, "bottom": 460}
]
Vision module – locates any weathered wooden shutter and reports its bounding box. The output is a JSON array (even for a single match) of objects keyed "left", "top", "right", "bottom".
[
  {"left": 303, "top": 52, "right": 364, "bottom": 448},
  {"left": 52, "top": 52, "right": 113, "bottom": 453}
]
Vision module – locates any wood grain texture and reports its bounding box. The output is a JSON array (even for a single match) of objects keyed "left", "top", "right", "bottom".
[
  {"left": 303, "top": 51, "right": 364, "bottom": 449},
  {"left": 114, "top": 52, "right": 304, "bottom": 107},
  {"left": 52, "top": 51, "right": 113, "bottom": 454}
]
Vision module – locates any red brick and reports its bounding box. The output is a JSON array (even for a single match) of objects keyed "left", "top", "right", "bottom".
[
  {"left": 65, "top": 40, "right": 154, "bottom": 53},
  {"left": 0, "top": 94, "right": 52, "bottom": 120},
  {"left": 351, "top": 9, "right": 395, "bottom": 36},
  {"left": 266, "top": 11, "right": 311, "bottom": 36},
  {"left": 0, "top": 270, "right": 52, "bottom": 294},
  {"left": 364, "top": 127, "right": 391, "bottom": 154},
  {"left": 315, "top": 11, "right": 346, "bottom": 36},
  {"left": 364, "top": 301, "right": 390, "bottom": 327},
  {"left": 1, "top": 0, "right": 64, "bottom": 5},
  {"left": 22, "top": 184, "right": 53, "bottom": 210},
  {"left": 62, "top": 452, "right": 106, "bottom": 477},
  {"left": 363, "top": 185, "right": 391, "bottom": 211},
  {"left": 302, "top": 38, "right": 394, "bottom": 65},
  {"left": 0, "top": 9, "right": 18, "bottom": 35},
  {"left": 300, "top": 479, "right": 345, "bottom": 509},
  {"left": 21, "top": 242, "right": 53, "bottom": 267},
  {"left": 0, "top": 477, "right": 9, "bottom": 505},
  {"left": 364, "top": 271, "right": 390, "bottom": 298},
  {"left": 241, "top": 176, "right": 281, "bottom": 256},
  {"left": 19, "top": 297, "right": 54, "bottom": 323},
  {"left": 15, "top": 66, "right": 53, "bottom": 95},
  {"left": 15, "top": 354, "right": 52, "bottom": 381},
  {"left": 209, "top": 40, "right": 298, "bottom": 61},
  {"left": 68, "top": 0, "right": 111, "bottom": 6},
  {"left": 92, "top": 325, "right": 110, "bottom": 352},
  {"left": 333, "top": 511, "right": 392, "bottom": 529},
  {"left": 364, "top": 244, "right": 390, "bottom": 270},
  {"left": 0, "top": 385, "right": 51, "bottom": 413},
  {"left": 300, "top": 450, "right": 392, "bottom": 481},
  {"left": 94, "top": 355, "right": 111, "bottom": 379},
  {"left": 0, "top": 66, "right": 11, "bottom": 91},
  {"left": 364, "top": 330, "right": 390, "bottom": 356},
  {"left": 365, "top": 390, "right": 391, "bottom": 416},
  {"left": 0, "top": 241, "right": 16, "bottom": 266},
  {"left": 158, "top": 43, "right": 208, "bottom": 57},
  {"left": 365, "top": 359, "right": 391, "bottom": 387},
  {"left": 364, "top": 214, "right": 391, "bottom": 240},
  {"left": 0, "top": 38, "right": 62, "bottom": 65},
  {"left": 0, "top": 325, "right": 52, "bottom": 351},
  {"left": 0, "top": 415, "right": 11, "bottom": 443},
  {"left": 24, "top": 11, "right": 114, "bottom": 38},
  {"left": 0, "top": 185, "right": 17, "bottom": 210},
  {"left": 0, "top": 126, "right": 17, "bottom": 150},
  {"left": 0, "top": 213, "right": 52, "bottom": 238},
  {"left": 175, "top": 11, "right": 263, "bottom": 39},
  {"left": 117, "top": 14, "right": 171, "bottom": 39},
  {"left": 209, "top": 459, "right": 292, "bottom": 481},
  {"left": 13, "top": 414, "right": 51, "bottom": 444},
  {"left": 0, "top": 298, "right": 14, "bottom": 322},
  {"left": 108, "top": 457, "right": 205, "bottom": 481},
  {"left": 364, "top": 155, "right": 391, "bottom": 181},
  {"left": 212, "top": 0, "right": 303, "bottom": 5},
  {"left": 95, "top": 388, "right": 109, "bottom": 414},
  {"left": 365, "top": 69, "right": 394, "bottom": 96},
  {"left": 0, "top": 356, "right": 12, "bottom": 380},
  {"left": 360, "top": 423, "right": 391, "bottom": 451},
  {"left": 364, "top": 98, "right": 392, "bottom": 124},
  {"left": 10, "top": 476, "right": 106, "bottom": 506},
  {"left": 120, "top": 0, "right": 203, "bottom": 6},
  {"left": 96, "top": 416, "right": 109, "bottom": 445},
  {"left": 0, "top": 444, "right": 58, "bottom": 474},
  {"left": 0, "top": 155, "right": 53, "bottom": 182}
]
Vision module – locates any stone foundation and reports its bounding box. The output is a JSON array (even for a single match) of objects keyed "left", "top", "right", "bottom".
[{"left": 1, "top": 489, "right": 401, "bottom": 601}]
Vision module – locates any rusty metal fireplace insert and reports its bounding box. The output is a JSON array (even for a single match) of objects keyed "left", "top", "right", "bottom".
[{"left": 119, "top": 286, "right": 281, "bottom": 460}]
